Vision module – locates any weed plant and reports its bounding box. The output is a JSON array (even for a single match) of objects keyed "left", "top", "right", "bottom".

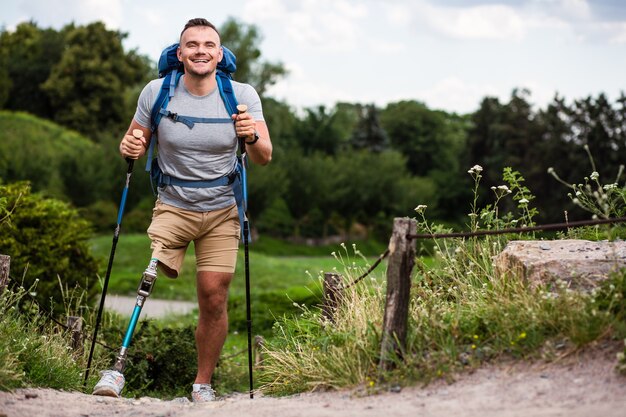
[
  {"left": 260, "top": 244, "right": 385, "bottom": 393},
  {"left": 0, "top": 282, "right": 99, "bottom": 391},
  {"left": 259, "top": 165, "right": 626, "bottom": 396},
  {"left": 548, "top": 144, "right": 625, "bottom": 220}
]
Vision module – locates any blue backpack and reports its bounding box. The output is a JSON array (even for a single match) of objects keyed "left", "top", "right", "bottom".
[{"left": 145, "top": 43, "right": 249, "bottom": 238}]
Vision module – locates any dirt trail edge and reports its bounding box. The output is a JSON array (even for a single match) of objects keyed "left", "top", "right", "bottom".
[{"left": 2, "top": 345, "right": 626, "bottom": 417}]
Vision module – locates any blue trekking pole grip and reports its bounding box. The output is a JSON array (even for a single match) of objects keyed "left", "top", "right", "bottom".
[{"left": 84, "top": 129, "right": 142, "bottom": 387}]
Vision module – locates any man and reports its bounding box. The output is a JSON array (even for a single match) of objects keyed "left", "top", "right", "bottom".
[{"left": 93, "top": 18, "right": 272, "bottom": 402}]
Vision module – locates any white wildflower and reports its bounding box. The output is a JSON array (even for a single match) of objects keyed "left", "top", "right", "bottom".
[
  {"left": 414, "top": 205, "right": 428, "bottom": 213},
  {"left": 468, "top": 165, "right": 483, "bottom": 174},
  {"left": 590, "top": 171, "right": 599, "bottom": 181},
  {"left": 519, "top": 198, "right": 529, "bottom": 204}
]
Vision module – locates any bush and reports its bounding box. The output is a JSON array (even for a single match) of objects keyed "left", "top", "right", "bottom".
[{"left": 0, "top": 181, "right": 99, "bottom": 315}]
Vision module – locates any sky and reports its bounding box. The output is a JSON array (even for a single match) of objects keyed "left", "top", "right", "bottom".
[{"left": 3, "top": 0, "right": 626, "bottom": 114}]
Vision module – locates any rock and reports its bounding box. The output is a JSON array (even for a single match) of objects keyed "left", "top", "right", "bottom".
[
  {"left": 389, "top": 385, "right": 402, "bottom": 393},
  {"left": 495, "top": 240, "right": 626, "bottom": 291}
]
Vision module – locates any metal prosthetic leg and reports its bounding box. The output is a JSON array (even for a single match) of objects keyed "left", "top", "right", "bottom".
[{"left": 112, "top": 258, "right": 159, "bottom": 373}]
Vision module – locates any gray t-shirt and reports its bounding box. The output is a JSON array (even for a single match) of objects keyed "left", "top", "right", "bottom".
[{"left": 134, "top": 75, "right": 264, "bottom": 212}]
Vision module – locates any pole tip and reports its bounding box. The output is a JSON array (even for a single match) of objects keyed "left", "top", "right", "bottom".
[
  {"left": 237, "top": 104, "right": 248, "bottom": 114},
  {"left": 132, "top": 129, "right": 143, "bottom": 139}
]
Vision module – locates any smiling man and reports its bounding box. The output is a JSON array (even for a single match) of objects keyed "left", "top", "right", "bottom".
[{"left": 92, "top": 18, "right": 272, "bottom": 402}]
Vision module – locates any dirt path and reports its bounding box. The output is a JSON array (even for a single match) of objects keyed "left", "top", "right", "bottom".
[
  {"left": 2, "top": 345, "right": 625, "bottom": 417},
  {"left": 104, "top": 295, "right": 197, "bottom": 318}
]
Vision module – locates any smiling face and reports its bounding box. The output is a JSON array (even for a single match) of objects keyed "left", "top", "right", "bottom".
[{"left": 177, "top": 26, "right": 223, "bottom": 78}]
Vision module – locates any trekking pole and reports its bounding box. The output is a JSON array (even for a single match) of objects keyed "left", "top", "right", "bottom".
[
  {"left": 84, "top": 129, "right": 142, "bottom": 387},
  {"left": 237, "top": 104, "right": 254, "bottom": 399}
]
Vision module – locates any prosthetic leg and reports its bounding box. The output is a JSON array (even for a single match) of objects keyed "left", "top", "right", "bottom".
[{"left": 92, "top": 258, "right": 159, "bottom": 397}]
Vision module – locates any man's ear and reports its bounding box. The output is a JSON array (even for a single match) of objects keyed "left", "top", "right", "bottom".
[
  {"left": 177, "top": 46, "right": 182, "bottom": 62},
  {"left": 218, "top": 46, "right": 224, "bottom": 62}
]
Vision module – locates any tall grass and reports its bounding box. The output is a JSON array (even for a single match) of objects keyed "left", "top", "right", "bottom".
[
  {"left": 0, "top": 282, "right": 107, "bottom": 391},
  {"left": 259, "top": 165, "right": 626, "bottom": 396}
]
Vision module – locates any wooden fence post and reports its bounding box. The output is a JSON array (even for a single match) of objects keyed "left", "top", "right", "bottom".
[
  {"left": 66, "top": 316, "right": 83, "bottom": 358},
  {"left": 0, "top": 254, "right": 9, "bottom": 294},
  {"left": 322, "top": 272, "right": 343, "bottom": 323},
  {"left": 254, "top": 335, "right": 265, "bottom": 367},
  {"left": 379, "top": 217, "right": 417, "bottom": 373}
]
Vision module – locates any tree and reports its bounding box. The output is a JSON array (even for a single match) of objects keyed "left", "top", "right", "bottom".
[
  {"left": 259, "top": 97, "right": 299, "bottom": 151},
  {"left": 380, "top": 100, "right": 468, "bottom": 220},
  {"left": 350, "top": 104, "right": 389, "bottom": 152},
  {"left": 381, "top": 100, "right": 460, "bottom": 176},
  {"left": 219, "top": 18, "right": 287, "bottom": 96},
  {"left": 295, "top": 105, "right": 346, "bottom": 155},
  {"left": 0, "top": 22, "right": 67, "bottom": 117},
  {"left": 569, "top": 93, "right": 626, "bottom": 174},
  {"left": 465, "top": 90, "right": 543, "bottom": 215},
  {"left": 41, "top": 22, "right": 151, "bottom": 137}
]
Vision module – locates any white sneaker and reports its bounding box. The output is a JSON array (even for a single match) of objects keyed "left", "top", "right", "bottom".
[
  {"left": 92, "top": 370, "right": 125, "bottom": 397},
  {"left": 191, "top": 384, "right": 216, "bottom": 403}
]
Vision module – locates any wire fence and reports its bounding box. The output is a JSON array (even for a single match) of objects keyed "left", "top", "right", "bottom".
[
  {"left": 332, "top": 216, "right": 626, "bottom": 293},
  {"left": 408, "top": 216, "right": 626, "bottom": 239},
  {"left": 2, "top": 215, "right": 625, "bottom": 374}
]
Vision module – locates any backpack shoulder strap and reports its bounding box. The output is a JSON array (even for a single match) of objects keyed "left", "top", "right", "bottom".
[
  {"left": 216, "top": 72, "right": 238, "bottom": 117},
  {"left": 145, "top": 70, "right": 183, "bottom": 172}
]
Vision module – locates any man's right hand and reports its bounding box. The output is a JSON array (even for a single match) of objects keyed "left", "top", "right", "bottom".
[{"left": 120, "top": 128, "right": 148, "bottom": 159}]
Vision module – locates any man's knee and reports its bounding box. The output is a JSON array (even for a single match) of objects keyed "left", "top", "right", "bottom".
[{"left": 197, "top": 271, "right": 232, "bottom": 317}]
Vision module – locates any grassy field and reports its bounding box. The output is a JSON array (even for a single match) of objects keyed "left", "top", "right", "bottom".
[
  {"left": 89, "top": 234, "right": 384, "bottom": 301},
  {"left": 89, "top": 233, "right": 389, "bottom": 339}
]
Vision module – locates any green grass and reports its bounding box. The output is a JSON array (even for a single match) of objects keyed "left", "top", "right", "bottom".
[
  {"left": 0, "top": 285, "right": 107, "bottom": 392},
  {"left": 90, "top": 233, "right": 383, "bottom": 301}
]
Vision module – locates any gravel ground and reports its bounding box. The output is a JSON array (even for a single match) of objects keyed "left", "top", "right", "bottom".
[{"left": 2, "top": 344, "right": 625, "bottom": 417}]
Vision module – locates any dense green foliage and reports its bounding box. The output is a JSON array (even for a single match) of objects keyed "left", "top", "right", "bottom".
[
  {"left": 0, "top": 111, "right": 123, "bottom": 202},
  {"left": 466, "top": 89, "right": 626, "bottom": 222},
  {"left": 0, "top": 181, "right": 99, "bottom": 315},
  {"left": 3, "top": 19, "right": 625, "bottom": 239},
  {"left": 0, "top": 21, "right": 152, "bottom": 137}
]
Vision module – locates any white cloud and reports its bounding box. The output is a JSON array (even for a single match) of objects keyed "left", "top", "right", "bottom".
[
  {"left": 417, "top": 76, "right": 501, "bottom": 113},
  {"left": 136, "top": 9, "right": 166, "bottom": 27},
  {"left": 609, "top": 22, "right": 626, "bottom": 43},
  {"left": 265, "top": 61, "right": 355, "bottom": 109},
  {"left": 529, "top": 0, "right": 591, "bottom": 21},
  {"left": 243, "top": 0, "right": 368, "bottom": 51},
  {"left": 422, "top": 3, "right": 527, "bottom": 41},
  {"left": 243, "top": 0, "right": 287, "bottom": 20},
  {"left": 558, "top": 0, "right": 592, "bottom": 20},
  {"left": 17, "top": 0, "right": 122, "bottom": 29},
  {"left": 384, "top": 4, "right": 413, "bottom": 27}
]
